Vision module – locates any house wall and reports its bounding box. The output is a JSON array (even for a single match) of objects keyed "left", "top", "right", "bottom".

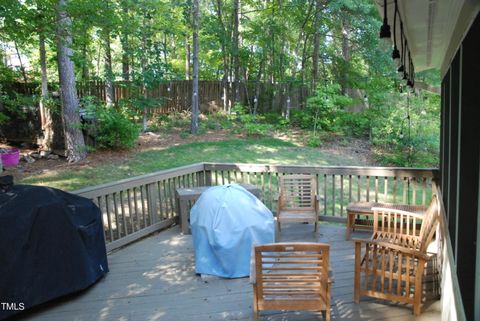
[{"left": 440, "top": 12, "right": 480, "bottom": 321}]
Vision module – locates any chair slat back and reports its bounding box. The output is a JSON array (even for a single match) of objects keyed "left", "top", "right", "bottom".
[
  {"left": 279, "top": 175, "right": 317, "bottom": 211},
  {"left": 372, "top": 194, "right": 439, "bottom": 251},
  {"left": 254, "top": 243, "right": 329, "bottom": 301}
]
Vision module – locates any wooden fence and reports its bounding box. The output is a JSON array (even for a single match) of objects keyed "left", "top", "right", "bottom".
[
  {"left": 73, "top": 162, "right": 439, "bottom": 252},
  {"left": 4, "top": 80, "right": 312, "bottom": 115}
]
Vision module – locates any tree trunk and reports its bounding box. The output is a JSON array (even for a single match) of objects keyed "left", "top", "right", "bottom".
[
  {"left": 232, "top": 0, "right": 240, "bottom": 104},
  {"left": 121, "top": 5, "right": 130, "bottom": 81},
  {"left": 341, "top": 16, "right": 350, "bottom": 95},
  {"left": 39, "top": 32, "right": 54, "bottom": 151},
  {"left": 191, "top": 0, "right": 200, "bottom": 134},
  {"left": 141, "top": 14, "right": 149, "bottom": 131},
  {"left": 104, "top": 30, "right": 115, "bottom": 106},
  {"left": 14, "top": 42, "right": 28, "bottom": 83},
  {"left": 56, "top": 0, "right": 86, "bottom": 162},
  {"left": 214, "top": 0, "right": 229, "bottom": 112},
  {"left": 163, "top": 32, "right": 169, "bottom": 68},
  {"left": 185, "top": 37, "right": 190, "bottom": 80},
  {"left": 81, "top": 31, "right": 89, "bottom": 81},
  {"left": 312, "top": 0, "right": 322, "bottom": 89}
]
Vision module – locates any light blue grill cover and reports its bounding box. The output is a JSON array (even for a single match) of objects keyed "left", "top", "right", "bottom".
[{"left": 190, "top": 184, "right": 275, "bottom": 278}]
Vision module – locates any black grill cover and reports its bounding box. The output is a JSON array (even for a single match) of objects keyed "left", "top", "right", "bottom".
[{"left": 0, "top": 184, "right": 108, "bottom": 320}]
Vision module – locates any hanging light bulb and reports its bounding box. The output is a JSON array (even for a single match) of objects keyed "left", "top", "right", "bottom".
[
  {"left": 391, "top": 0, "right": 401, "bottom": 65},
  {"left": 397, "top": 28, "right": 405, "bottom": 76},
  {"left": 379, "top": 0, "right": 392, "bottom": 50}
]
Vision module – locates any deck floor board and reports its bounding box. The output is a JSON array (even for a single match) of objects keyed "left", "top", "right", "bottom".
[{"left": 18, "top": 223, "right": 441, "bottom": 321}]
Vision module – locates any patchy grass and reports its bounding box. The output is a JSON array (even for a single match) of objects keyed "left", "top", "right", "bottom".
[{"left": 19, "top": 137, "right": 369, "bottom": 191}]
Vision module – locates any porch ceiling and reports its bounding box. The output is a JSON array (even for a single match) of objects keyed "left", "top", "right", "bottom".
[{"left": 374, "top": 0, "right": 480, "bottom": 75}]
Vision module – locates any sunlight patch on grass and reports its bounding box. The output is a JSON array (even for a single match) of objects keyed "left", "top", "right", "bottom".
[{"left": 19, "top": 137, "right": 370, "bottom": 191}]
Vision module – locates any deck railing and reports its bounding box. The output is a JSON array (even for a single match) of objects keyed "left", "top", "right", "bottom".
[
  {"left": 73, "top": 162, "right": 438, "bottom": 251},
  {"left": 203, "top": 163, "right": 438, "bottom": 222},
  {"left": 74, "top": 163, "right": 467, "bottom": 321},
  {"left": 73, "top": 163, "right": 207, "bottom": 251}
]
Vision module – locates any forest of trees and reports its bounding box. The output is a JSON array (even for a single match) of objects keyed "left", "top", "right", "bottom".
[{"left": 0, "top": 0, "right": 440, "bottom": 165}]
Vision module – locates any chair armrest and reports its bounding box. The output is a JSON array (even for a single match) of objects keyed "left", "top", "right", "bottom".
[
  {"left": 372, "top": 207, "right": 425, "bottom": 219},
  {"left": 353, "top": 238, "right": 430, "bottom": 260}
]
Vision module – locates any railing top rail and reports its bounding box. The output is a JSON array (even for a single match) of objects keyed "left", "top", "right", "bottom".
[
  {"left": 72, "top": 162, "right": 439, "bottom": 199},
  {"left": 203, "top": 162, "right": 439, "bottom": 178},
  {"left": 73, "top": 163, "right": 205, "bottom": 198}
]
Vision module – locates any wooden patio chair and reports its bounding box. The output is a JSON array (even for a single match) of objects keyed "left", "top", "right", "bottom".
[
  {"left": 276, "top": 174, "right": 319, "bottom": 238},
  {"left": 252, "top": 243, "right": 332, "bottom": 321},
  {"left": 354, "top": 194, "right": 440, "bottom": 315}
]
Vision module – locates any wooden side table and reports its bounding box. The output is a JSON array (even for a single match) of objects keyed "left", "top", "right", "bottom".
[
  {"left": 345, "top": 202, "right": 427, "bottom": 240},
  {"left": 175, "top": 184, "right": 261, "bottom": 234}
]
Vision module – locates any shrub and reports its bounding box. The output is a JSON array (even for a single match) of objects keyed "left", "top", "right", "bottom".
[
  {"left": 81, "top": 97, "right": 140, "bottom": 149},
  {"left": 306, "top": 134, "right": 322, "bottom": 147},
  {"left": 244, "top": 123, "right": 273, "bottom": 137}
]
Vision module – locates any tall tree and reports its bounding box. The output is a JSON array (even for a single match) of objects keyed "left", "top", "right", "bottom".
[
  {"left": 120, "top": 1, "right": 130, "bottom": 81},
  {"left": 312, "top": 0, "right": 322, "bottom": 89},
  {"left": 56, "top": 0, "right": 87, "bottom": 162},
  {"left": 38, "top": 31, "right": 54, "bottom": 151},
  {"left": 191, "top": 0, "right": 200, "bottom": 134},
  {"left": 213, "top": 0, "right": 229, "bottom": 111},
  {"left": 232, "top": 0, "right": 240, "bottom": 103}
]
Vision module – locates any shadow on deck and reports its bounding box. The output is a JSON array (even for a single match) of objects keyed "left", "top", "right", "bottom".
[{"left": 18, "top": 223, "right": 441, "bottom": 321}]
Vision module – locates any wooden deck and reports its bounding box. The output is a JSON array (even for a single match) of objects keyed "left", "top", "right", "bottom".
[{"left": 18, "top": 223, "right": 441, "bottom": 321}]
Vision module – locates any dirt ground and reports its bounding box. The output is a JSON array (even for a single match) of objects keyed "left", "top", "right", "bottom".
[{"left": 1, "top": 128, "right": 376, "bottom": 183}]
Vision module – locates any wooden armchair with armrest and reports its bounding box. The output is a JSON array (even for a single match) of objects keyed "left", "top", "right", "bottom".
[
  {"left": 276, "top": 175, "right": 319, "bottom": 239},
  {"left": 353, "top": 194, "right": 440, "bottom": 315}
]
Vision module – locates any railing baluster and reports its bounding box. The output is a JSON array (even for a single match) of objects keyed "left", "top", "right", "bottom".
[
  {"left": 127, "top": 189, "right": 135, "bottom": 232},
  {"left": 162, "top": 180, "right": 170, "bottom": 218},
  {"left": 168, "top": 179, "right": 175, "bottom": 217},
  {"left": 366, "top": 176, "right": 370, "bottom": 202},
  {"left": 374, "top": 176, "right": 379, "bottom": 202},
  {"left": 332, "top": 174, "right": 336, "bottom": 217},
  {"left": 393, "top": 177, "right": 397, "bottom": 203},
  {"left": 348, "top": 175, "right": 352, "bottom": 203},
  {"left": 157, "top": 182, "right": 164, "bottom": 220},
  {"left": 340, "top": 174, "right": 344, "bottom": 216},
  {"left": 384, "top": 177, "right": 388, "bottom": 203},
  {"left": 324, "top": 174, "right": 327, "bottom": 216},
  {"left": 133, "top": 187, "right": 140, "bottom": 230},
  {"left": 113, "top": 192, "right": 121, "bottom": 239},
  {"left": 357, "top": 175, "right": 361, "bottom": 202},
  {"left": 422, "top": 178, "right": 427, "bottom": 205},
  {"left": 104, "top": 195, "right": 114, "bottom": 241},
  {"left": 412, "top": 178, "right": 417, "bottom": 205},
  {"left": 120, "top": 191, "right": 128, "bottom": 236},
  {"left": 140, "top": 185, "right": 147, "bottom": 227}
]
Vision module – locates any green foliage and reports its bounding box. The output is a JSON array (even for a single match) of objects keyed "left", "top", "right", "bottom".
[
  {"left": 80, "top": 96, "right": 140, "bottom": 149},
  {"left": 336, "top": 109, "right": 372, "bottom": 137},
  {"left": 370, "top": 91, "right": 440, "bottom": 167},
  {"left": 0, "top": 90, "right": 38, "bottom": 121},
  {"left": 229, "top": 104, "right": 274, "bottom": 137},
  {"left": 292, "top": 83, "right": 354, "bottom": 133},
  {"left": 306, "top": 134, "right": 322, "bottom": 148}
]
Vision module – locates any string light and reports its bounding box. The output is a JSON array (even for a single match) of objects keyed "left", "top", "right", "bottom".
[{"left": 391, "top": 0, "right": 401, "bottom": 65}]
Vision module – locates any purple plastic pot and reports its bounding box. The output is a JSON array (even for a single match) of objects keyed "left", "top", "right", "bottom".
[{"left": 1, "top": 149, "right": 20, "bottom": 167}]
